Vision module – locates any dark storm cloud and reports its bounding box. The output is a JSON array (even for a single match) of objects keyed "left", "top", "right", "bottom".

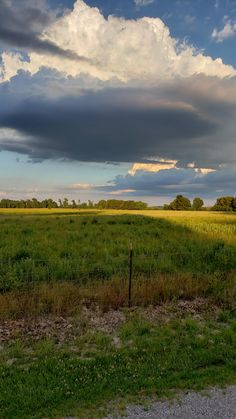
[
  {"left": 0, "top": 0, "right": 89, "bottom": 61},
  {"left": 1, "top": 71, "right": 236, "bottom": 168},
  {"left": 0, "top": 88, "right": 217, "bottom": 164}
]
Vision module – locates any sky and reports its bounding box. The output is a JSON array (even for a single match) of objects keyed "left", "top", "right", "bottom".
[{"left": 0, "top": 0, "right": 236, "bottom": 205}]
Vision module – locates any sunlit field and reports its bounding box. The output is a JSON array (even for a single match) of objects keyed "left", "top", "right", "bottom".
[
  {"left": 1, "top": 210, "right": 236, "bottom": 287},
  {"left": 1, "top": 208, "right": 236, "bottom": 239},
  {"left": 0, "top": 209, "right": 235, "bottom": 308}
]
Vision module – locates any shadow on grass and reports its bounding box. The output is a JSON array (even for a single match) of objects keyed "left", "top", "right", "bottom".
[
  {"left": 0, "top": 210, "right": 100, "bottom": 217},
  {"left": 0, "top": 213, "right": 236, "bottom": 316}
]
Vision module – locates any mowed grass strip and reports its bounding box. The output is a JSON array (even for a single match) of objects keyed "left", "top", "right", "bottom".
[{"left": 1, "top": 313, "right": 236, "bottom": 418}]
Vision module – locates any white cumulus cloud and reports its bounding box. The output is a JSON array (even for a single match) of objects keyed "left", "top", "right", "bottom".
[{"left": 0, "top": 0, "right": 235, "bottom": 83}]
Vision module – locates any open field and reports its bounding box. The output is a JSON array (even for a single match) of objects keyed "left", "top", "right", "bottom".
[
  {"left": 1, "top": 209, "right": 236, "bottom": 417},
  {"left": 0, "top": 210, "right": 236, "bottom": 291},
  {"left": 0, "top": 209, "right": 236, "bottom": 314}
]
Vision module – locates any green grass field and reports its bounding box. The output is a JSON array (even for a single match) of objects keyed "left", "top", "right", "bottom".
[
  {"left": 1, "top": 209, "right": 236, "bottom": 417},
  {"left": 0, "top": 209, "right": 236, "bottom": 290},
  {"left": 0, "top": 209, "right": 235, "bottom": 315}
]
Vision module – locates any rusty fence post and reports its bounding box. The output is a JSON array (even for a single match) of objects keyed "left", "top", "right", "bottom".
[{"left": 128, "top": 242, "right": 133, "bottom": 308}]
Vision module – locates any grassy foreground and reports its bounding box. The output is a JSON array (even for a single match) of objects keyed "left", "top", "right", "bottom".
[
  {"left": 1, "top": 310, "right": 236, "bottom": 418},
  {"left": 1, "top": 210, "right": 236, "bottom": 417}
]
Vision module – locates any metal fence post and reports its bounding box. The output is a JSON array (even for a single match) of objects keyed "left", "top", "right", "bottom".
[{"left": 128, "top": 242, "right": 133, "bottom": 308}]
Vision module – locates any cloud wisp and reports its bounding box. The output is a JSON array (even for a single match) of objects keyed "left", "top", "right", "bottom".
[
  {"left": 212, "top": 19, "right": 236, "bottom": 42},
  {"left": 134, "top": 0, "right": 155, "bottom": 7}
]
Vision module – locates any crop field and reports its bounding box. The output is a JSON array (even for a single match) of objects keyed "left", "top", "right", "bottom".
[{"left": 0, "top": 209, "right": 236, "bottom": 312}]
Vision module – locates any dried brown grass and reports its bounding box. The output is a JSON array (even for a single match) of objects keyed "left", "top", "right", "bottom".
[{"left": 0, "top": 272, "right": 235, "bottom": 320}]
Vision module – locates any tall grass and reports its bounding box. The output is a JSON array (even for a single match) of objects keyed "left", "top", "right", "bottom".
[
  {"left": 0, "top": 210, "right": 236, "bottom": 313},
  {"left": 1, "top": 271, "right": 235, "bottom": 319},
  {"left": 0, "top": 212, "right": 236, "bottom": 291}
]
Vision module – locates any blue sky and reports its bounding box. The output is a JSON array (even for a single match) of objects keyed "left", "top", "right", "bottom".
[{"left": 0, "top": 0, "right": 236, "bottom": 205}]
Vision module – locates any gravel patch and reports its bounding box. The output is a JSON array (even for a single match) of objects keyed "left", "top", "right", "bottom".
[{"left": 107, "top": 386, "right": 236, "bottom": 418}]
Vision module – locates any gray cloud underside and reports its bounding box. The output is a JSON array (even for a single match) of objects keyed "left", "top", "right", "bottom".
[
  {"left": 0, "top": 72, "right": 236, "bottom": 168},
  {"left": 100, "top": 167, "right": 236, "bottom": 198},
  {"left": 0, "top": 89, "right": 217, "bottom": 165},
  {"left": 0, "top": 0, "right": 89, "bottom": 61}
]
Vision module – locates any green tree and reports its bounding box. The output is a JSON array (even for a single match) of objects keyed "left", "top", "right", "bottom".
[
  {"left": 192, "top": 197, "right": 204, "bottom": 211},
  {"left": 163, "top": 204, "right": 170, "bottom": 210},
  {"left": 71, "top": 200, "right": 77, "bottom": 209},
  {"left": 97, "top": 200, "right": 107, "bottom": 209},
  {"left": 79, "top": 202, "right": 88, "bottom": 209},
  {"left": 32, "top": 198, "right": 40, "bottom": 208},
  {"left": 63, "top": 197, "right": 69, "bottom": 208},
  {"left": 232, "top": 197, "right": 236, "bottom": 211},
  {"left": 212, "top": 196, "right": 234, "bottom": 211},
  {"left": 169, "top": 195, "right": 191, "bottom": 210},
  {"left": 88, "top": 200, "right": 94, "bottom": 208}
]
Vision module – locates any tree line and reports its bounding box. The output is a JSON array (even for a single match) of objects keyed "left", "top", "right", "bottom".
[
  {"left": 211, "top": 196, "right": 236, "bottom": 212},
  {"left": 163, "top": 195, "right": 236, "bottom": 211},
  {"left": 0, "top": 198, "right": 147, "bottom": 210},
  {"left": 0, "top": 195, "right": 235, "bottom": 211},
  {"left": 163, "top": 195, "right": 204, "bottom": 210}
]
